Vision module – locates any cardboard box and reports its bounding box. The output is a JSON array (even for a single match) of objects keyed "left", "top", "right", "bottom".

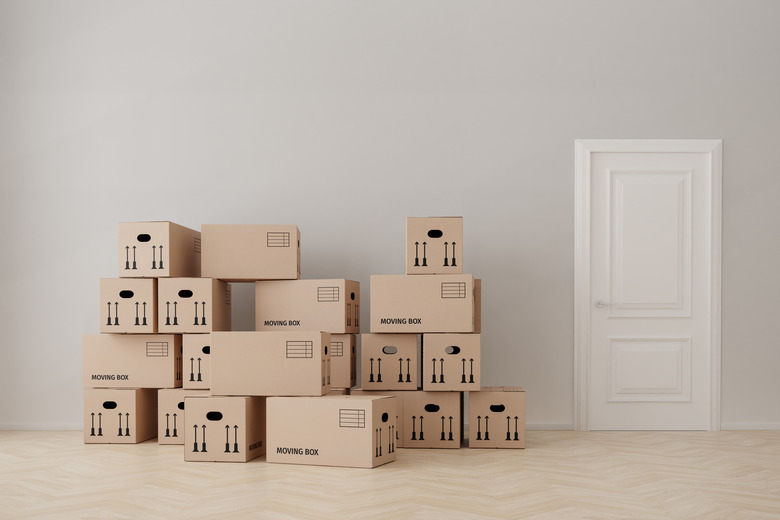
[
  {"left": 404, "top": 391, "right": 463, "bottom": 448},
  {"left": 360, "top": 333, "right": 419, "bottom": 391},
  {"left": 201, "top": 224, "right": 301, "bottom": 282},
  {"left": 349, "top": 389, "right": 407, "bottom": 448},
  {"left": 157, "top": 388, "right": 210, "bottom": 445},
  {"left": 82, "top": 334, "right": 182, "bottom": 389},
  {"left": 100, "top": 278, "right": 157, "bottom": 334},
  {"left": 119, "top": 221, "right": 200, "bottom": 278},
  {"left": 370, "top": 274, "right": 476, "bottom": 333},
  {"left": 266, "top": 395, "right": 397, "bottom": 468},
  {"left": 255, "top": 279, "right": 360, "bottom": 334},
  {"left": 327, "top": 388, "right": 351, "bottom": 395},
  {"left": 330, "top": 334, "right": 356, "bottom": 389},
  {"left": 406, "top": 217, "right": 463, "bottom": 275},
  {"left": 210, "top": 331, "right": 331, "bottom": 396},
  {"left": 468, "top": 387, "right": 526, "bottom": 449},
  {"left": 182, "top": 334, "right": 211, "bottom": 390},
  {"left": 474, "top": 278, "right": 482, "bottom": 334},
  {"left": 84, "top": 388, "right": 157, "bottom": 444},
  {"left": 422, "top": 334, "right": 481, "bottom": 392},
  {"left": 184, "top": 396, "right": 266, "bottom": 462},
  {"left": 157, "top": 278, "right": 231, "bottom": 334}
]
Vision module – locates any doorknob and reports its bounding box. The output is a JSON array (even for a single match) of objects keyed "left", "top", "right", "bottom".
[{"left": 594, "top": 300, "right": 619, "bottom": 308}]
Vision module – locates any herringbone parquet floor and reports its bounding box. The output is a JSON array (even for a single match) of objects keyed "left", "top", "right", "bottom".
[{"left": 2, "top": 430, "right": 779, "bottom": 519}]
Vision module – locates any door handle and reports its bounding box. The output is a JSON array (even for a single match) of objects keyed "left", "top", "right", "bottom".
[{"left": 594, "top": 300, "right": 620, "bottom": 308}]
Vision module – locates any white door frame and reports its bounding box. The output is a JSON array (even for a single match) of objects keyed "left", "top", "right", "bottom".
[{"left": 574, "top": 139, "right": 723, "bottom": 431}]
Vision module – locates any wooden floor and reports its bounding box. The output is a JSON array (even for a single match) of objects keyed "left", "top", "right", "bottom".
[{"left": 2, "top": 430, "right": 779, "bottom": 519}]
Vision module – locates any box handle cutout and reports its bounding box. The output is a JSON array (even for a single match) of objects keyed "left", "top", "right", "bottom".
[
  {"left": 382, "top": 346, "right": 398, "bottom": 355},
  {"left": 178, "top": 290, "right": 193, "bottom": 298},
  {"left": 350, "top": 292, "right": 356, "bottom": 301},
  {"left": 178, "top": 402, "right": 185, "bottom": 410},
  {"left": 445, "top": 346, "right": 461, "bottom": 355},
  {"left": 324, "top": 346, "right": 328, "bottom": 355},
  {"left": 202, "top": 346, "right": 210, "bottom": 354},
  {"left": 137, "top": 234, "right": 151, "bottom": 242},
  {"left": 427, "top": 230, "right": 443, "bottom": 239},
  {"left": 382, "top": 413, "right": 389, "bottom": 422},
  {"left": 102, "top": 401, "right": 118, "bottom": 410},
  {"left": 119, "top": 290, "right": 134, "bottom": 299},
  {"left": 490, "top": 404, "right": 506, "bottom": 413},
  {"left": 206, "top": 411, "right": 223, "bottom": 421},
  {"left": 424, "top": 404, "right": 440, "bottom": 413}
]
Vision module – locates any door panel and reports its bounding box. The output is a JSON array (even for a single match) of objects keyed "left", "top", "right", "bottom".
[{"left": 584, "top": 145, "right": 718, "bottom": 430}]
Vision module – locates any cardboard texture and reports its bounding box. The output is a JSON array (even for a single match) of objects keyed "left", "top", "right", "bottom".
[
  {"left": 210, "top": 331, "right": 331, "bottom": 397},
  {"left": 184, "top": 396, "right": 266, "bottom": 462},
  {"left": 266, "top": 396, "right": 397, "bottom": 468},
  {"left": 474, "top": 278, "right": 482, "bottom": 334},
  {"left": 349, "top": 389, "right": 407, "bottom": 448},
  {"left": 330, "top": 334, "right": 356, "bottom": 389},
  {"left": 406, "top": 217, "right": 463, "bottom": 275},
  {"left": 84, "top": 388, "right": 157, "bottom": 444},
  {"left": 82, "top": 334, "right": 182, "bottom": 389},
  {"left": 118, "top": 221, "right": 201, "bottom": 278},
  {"left": 327, "top": 388, "right": 350, "bottom": 395},
  {"left": 182, "top": 334, "right": 211, "bottom": 390},
  {"left": 361, "top": 333, "right": 419, "bottom": 391},
  {"left": 255, "top": 279, "right": 360, "bottom": 334},
  {"left": 201, "top": 224, "right": 301, "bottom": 282},
  {"left": 403, "top": 391, "right": 463, "bottom": 448},
  {"left": 468, "top": 387, "right": 526, "bottom": 449},
  {"left": 422, "top": 334, "right": 481, "bottom": 392},
  {"left": 157, "top": 388, "right": 210, "bottom": 445},
  {"left": 157, "top": 278, "right": 231, "bottom": 334},
  {"left": 370, "top": 274, "right": 476, "bottom": 333},
  {"left": 100, "top": 278, "right": 157, "bottom": 334}
]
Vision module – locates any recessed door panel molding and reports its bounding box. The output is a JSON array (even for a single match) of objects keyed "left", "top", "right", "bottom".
[
  {"left": 574, "top": 139, "right": 722, "bottom": 431},
  {"left": 609, "top": 169, "right": 692, "bottom": 318},
  {"left": 608, "top": 337, "right": 691, "bottom": 402}
]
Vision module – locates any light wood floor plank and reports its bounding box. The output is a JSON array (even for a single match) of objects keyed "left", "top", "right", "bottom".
[{"left": 1, "top": 431, "right": 779, "bottom": 519}]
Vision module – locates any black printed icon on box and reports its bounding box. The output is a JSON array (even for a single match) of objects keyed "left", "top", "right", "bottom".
[
  {"left": 441, "top": 282, "right": 467, "bottom": 299},
  {"left": 317, "top": 286, "right": 339, "bottom": 302},
  {"left": 267, "top": 231, "right": 291, "bottom": 247},
  {"left": 286, "top": 340, "right": 313, "bottom": 359},
  {"left": 339, "top": 409, "right": 366, "bottom": 428}
]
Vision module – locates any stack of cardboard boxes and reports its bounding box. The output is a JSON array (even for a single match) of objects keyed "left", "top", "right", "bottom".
[
  {"left": 83, "top": 222, "right": 397, "bottom": 468},
  {"left": 355, "top": 217, "right": 525, "bottom": 449}
]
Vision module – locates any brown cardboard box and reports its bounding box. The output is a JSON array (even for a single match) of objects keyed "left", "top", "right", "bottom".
[
  {"left": 361, "top": 333, "right": 419, "bottom": 391},
  {"left": 330, "top": 334, "right": 356, "bottom": 389},
  {"left": 119, "top": 221, "right": 200, "bottom": 278},
  {"left": 468, "top": 387, "right": 526, "bottom": 449},
  {"left": 474, "top": 278, "right": 482, "bottom": 334},
  {"left": 406, "top": 217, "right": 463, "bottom": 275},
  {"left": 157, "top": 278, "right": 231, "bottom": 334},
  {"left": 210, "top": 331, "right": 331, "bottom": 396},
  {"left": 84, "top": 388, "right": 157, "bottom": 444},
  {"left": 100, "top": 278, "right": 157, "bottom": 334},
  {"left": 422, "top": 334, "right": 481, "bottom": 392},
  {"left": 82, "top": 334, "right": 182, "bottom": 389},
  {"left": 349, "top": 389, "right": 407, "bottom": 448},
  {"left": 404, "top": 391, "right": 463, "bottom": 448},
  {"left": 157, "top": 388, "right": 210, "bottom": 445},
  {"left": 266, "top": 396, "right": 397, "bottom": 468},
  {"left": 370, "top": 274, "right": 476, "bottom": 333},
  {"left": 327, "top": 388, "right": 350, "bottom": 395},
  {"left": 182, "top": 334, "right": 211, "bottom": 390},
  {"left": 184, "top": 396, "right": 266, "bottom": 462},
  {"left": 255, "top": 279, "right": 360, "bottom": 334},
  {"left": 201, "top": 224, "right": 300, "bottom": 282}
]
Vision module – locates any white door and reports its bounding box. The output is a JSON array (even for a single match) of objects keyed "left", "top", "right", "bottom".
[{"left": 575, "top": 140, "right": 722, "bottom": 431}]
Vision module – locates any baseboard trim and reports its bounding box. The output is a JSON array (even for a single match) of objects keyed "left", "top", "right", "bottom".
[
  {"left": 0, "top": 423, "right": 82, "bottom": 431},
  {"left": 720, "top": 422, "right": 780, "bottom": 431}
]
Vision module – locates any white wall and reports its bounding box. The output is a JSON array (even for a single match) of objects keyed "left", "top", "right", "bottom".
[{"left": 1, "top": 0, "right": 779, "bottom": 430}]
